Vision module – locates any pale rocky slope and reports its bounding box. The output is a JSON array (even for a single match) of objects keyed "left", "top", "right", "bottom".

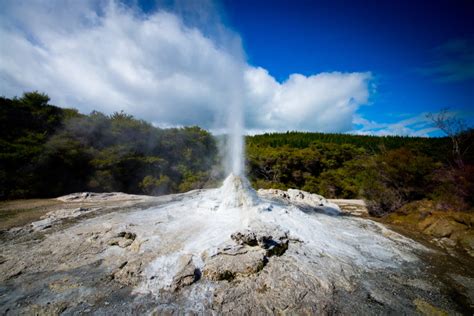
[{"left": 0, "top": 175, "right": 473, "bottom": 315}]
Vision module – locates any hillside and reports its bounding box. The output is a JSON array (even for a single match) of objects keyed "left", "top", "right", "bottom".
[
  {"left": 0, "top": 92, "right": 219, "bottom": 199},
  {"left": 2, "top": 92, "right": 473, "bottom": 219}
]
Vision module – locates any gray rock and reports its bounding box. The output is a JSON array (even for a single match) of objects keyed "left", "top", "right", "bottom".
[
  {"left": 1, "top": 187, "right": 472, "bottom": 315},
  {"left": 170, "top": 254, "right": 200, "bottom": 292},
  {"left": 203, "top": 246, "right": 267, "bottom": 281},
  {"left": 113, "top": 260, "right": 144, "bottom": 286}
]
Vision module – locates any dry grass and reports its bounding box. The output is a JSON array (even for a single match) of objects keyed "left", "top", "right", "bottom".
[{"left": 0, "top": 199, "right": 64, "bottom": 230}]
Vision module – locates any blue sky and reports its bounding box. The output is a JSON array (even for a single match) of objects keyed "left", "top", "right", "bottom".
[
  {"left": 1, "top": 0, "right": 473, "bottom": 136},
  {"left": 221, "top": 0, "right": 474, "bottom": 134}
]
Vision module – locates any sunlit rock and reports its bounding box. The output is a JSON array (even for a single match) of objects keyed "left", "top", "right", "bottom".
[{"left": 0, "top": 174, "right": 472, "bottom": 314}]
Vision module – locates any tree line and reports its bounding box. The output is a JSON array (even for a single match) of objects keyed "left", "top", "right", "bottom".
[
  {"left": 0, "top": 92, "right": 219, "bottom": 199},
  {"left": 246, "top": 128, "right": 473, "bottom": 215},
  {"left": 1, "top": 91, "right": 472, "bottom": 216}
]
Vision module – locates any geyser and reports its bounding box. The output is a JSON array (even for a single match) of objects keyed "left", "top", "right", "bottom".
[
  {"left": 228, "top": 119, "right": 244, "bottom": 176},
  {"left": 225, "top": 59, "right": 244, "bottom": 176},
  {"left": 225, "top": 81, "right": 245, "bottom": 176}
]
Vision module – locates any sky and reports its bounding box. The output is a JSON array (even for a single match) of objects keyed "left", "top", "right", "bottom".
[{"left": 0, "top": 0, "right": 473, "bottom": 136}]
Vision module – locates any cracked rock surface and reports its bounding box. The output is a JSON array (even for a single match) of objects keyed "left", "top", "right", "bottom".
[{"left": 0, "top": 174, "right": 473, "bottom": 315}]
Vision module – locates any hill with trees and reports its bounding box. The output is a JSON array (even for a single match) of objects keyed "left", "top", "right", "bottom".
[
  {"left": 246, "top": 130, "right": 473, "bottom": 215},
  {"left": 1, "top": 91, "right": 472, "bottom": 218},
  {"left": 0, "top": 92, "right": 219, "bottom": 199}
]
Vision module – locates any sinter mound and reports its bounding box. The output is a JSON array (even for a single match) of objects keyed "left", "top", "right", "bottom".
[{"left": 0, "top": 174, "right": 473, "bottom": 314}]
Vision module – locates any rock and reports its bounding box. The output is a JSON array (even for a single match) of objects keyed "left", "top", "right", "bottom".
[
  {"left": 258, "top": 188, "right": 341, "bottom": 215},
  {"left": 1, "top": 182, "right": 472, "bottom": 314},
  {"left": 57, "top": 192, "right": 151, "bottom": 202},
  {"left": 108, "top": 231, "right": 137, "bottom": 248},
  {"left": 413, "top": 298, "right": 449, "bottom": 316},
  {"left": 231, "top": 229, "right": 289, "bottom": 257},
  {"left": 116, "top": 231, "right": 137, "bottom": 240},
  {"left": 448, "top": 274, "right": 474, "bottom": 309},
  {"left": 1, "top": 260, "right": 26, "bottom": 281},
  {"left": 27, "top": 302, "right": 69, "bottom": 316},
  {"left": 203, "top": 247, "right": 267, "bottom": 281},
  {"left": 451, "top": 212, "right": 474, "bottom": 226},
  {"left": 118, "top": 239, "right": 133, "bottom": 248},
  {"left": 385, "top": 204, "right": 474, "bottom": 256},
  {"left": 458, "top": 231, "right": 474, "bottom": 256},
  {"left": 112, "top": 260, "right": 144, "bottom": 286},
  {"left": 329, "top": 199, "right": 369, "bottom": 216},
  {"left": 203, "top": 228, "right": 290, "bottom": 282},
  {"left": 29, "top": 207, "right": 103, "bottom": 231},
  {"left": 130, "top": 238, "right": 145, "bottom": 252},
  {"left": 231, "top": 230, "right": 258, "bottom": 246},
  {"left": 49, "top": 278, "right": 81, "bottom": 292},
  {"left": 423, "top": 218, "right": 468, "bottom": 238},
  {"left": 170, "top": 254, "right": 200, "bottom": 292},
  {"left": 418, "top": 216, "right": 437, "bottom": 231}
]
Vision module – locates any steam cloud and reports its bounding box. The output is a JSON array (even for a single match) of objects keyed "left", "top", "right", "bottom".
[{"left": 0, "top": 0, "right": 372, "bottom": 135}]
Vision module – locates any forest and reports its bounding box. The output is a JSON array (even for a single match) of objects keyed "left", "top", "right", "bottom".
[
  {"left": 1, "top": 92, "right": 473, "bottom": 216},
  {"left": 0, "top": 92, "right": 219, "bottom": 199},
  {"left": 246, "top": 131, "right": 473, "bottom": 215}
]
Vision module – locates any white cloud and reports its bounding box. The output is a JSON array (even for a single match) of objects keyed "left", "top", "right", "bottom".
[
  {"left": 0, "top": 0, "right": 372, "bottom": 133},
  {"left": 352, "top": 114, "right": 439, "bottom": 136},
  {"left": 244, "top": 67, "right": 371, "bottom": 132}
]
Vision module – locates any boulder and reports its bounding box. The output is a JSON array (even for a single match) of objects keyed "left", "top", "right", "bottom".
[
  {"left": 203, "top": 246, "right": 267, "bottom": 281},
  {"left": 422, "top": 217, "right": 468, "bottom": 238}
]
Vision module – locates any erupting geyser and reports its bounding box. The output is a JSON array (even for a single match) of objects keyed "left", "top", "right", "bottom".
[{"left": 225, "top": 94, "right": 245, "bottom": 176}]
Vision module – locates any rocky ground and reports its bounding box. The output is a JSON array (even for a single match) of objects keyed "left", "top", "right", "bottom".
[
  {"left": 1, "top": 175, "right": 473, "bottom": 315},
  {"left": 383, "top": 200, "right": 474, "bottom": 258}
]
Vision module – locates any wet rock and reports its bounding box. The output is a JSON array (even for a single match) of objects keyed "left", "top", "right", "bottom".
[
  {"left": 49, "top": 278, "right": 81, "bottom": 293},
  {"left": 257, "top": 232, "right": 289, "bottom": 257},
  {"left": 413, "top": 298, "right": 449, "bottom": 316},
  {"left": 449, "top": 274, "right": 474, "bottom": 309},
  {"left": 29, "top": 207, "right": 102, "bottom": 231},
  {"left": 27, "top": 302, "right": 69, "bottom": 316}
]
